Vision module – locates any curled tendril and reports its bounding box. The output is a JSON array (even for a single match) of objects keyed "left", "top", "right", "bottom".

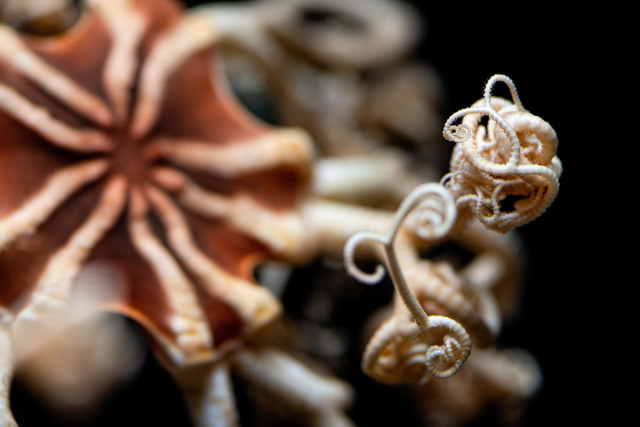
[
  {"left": 342, "top": 232, "right": 387, "bottom": 285},
  {"left": 344, "top": 182, "right": 456, "bottom": 284},
  {"left": 441, "top": 74, "right": 561, "bottom": 232},
  {"left": 362, "top": 314, "right": 471, "bottom": 382},
  {"left": 443, "top": 75, "right": 527, "bottom": 173},
  {"left": 444, "top": 107, "right": 522, "bottom": 173},
  {"left": 344, "top": 183, "right": 457, "bottom": 327},
  {"left": 422, "top": 315, "right": 471, "bottom": 379},
  {"left": 444, "top": 123, "right": 472, "bottom": 144},
  {"left": 345, "top": 183, "right": 471, "bottom": 380},
  {"left": 407, "top": 186, "right": 457, "bottom": 242}
]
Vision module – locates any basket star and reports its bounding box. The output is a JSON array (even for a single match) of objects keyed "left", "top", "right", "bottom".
[
  {"left": 0, "top": 0, "right": 315, "bottom": 391},
  {"left": 0, "top": 1, "right": 564, "bottom": 426}
]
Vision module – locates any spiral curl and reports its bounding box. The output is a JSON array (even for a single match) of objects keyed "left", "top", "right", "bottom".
[
  {"left": 423, "top": 316, "right": 471, "bottom": 379},
  {"left": 444, "top": 123, "right": 472, "bottom": 144},
  {"left": 346, "top": 183, "right": 472, "bottom": 381},
  {"left": 344, "top": 183, "right": 457, "bottom": 328},
  {"left": 407, "top": 185, "right": 457, "bottom": 242},
  {"left": 362, "top": 314, "right": 471, "bottom": 382},
  {"left": 344, "top": 183, "right": 457, "bottom": 287},
  {"left": 442, "top": 74, "right": 561, "bottom": 233}
]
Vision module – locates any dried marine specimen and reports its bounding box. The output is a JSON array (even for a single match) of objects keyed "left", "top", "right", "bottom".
[
  {"left": 0, "top": 0, "right": 562, "bottom": 425},
  {"left": 345, "top": 74, "right": 560, "bottom": 423},
  {"left": 345, "top": 183, "right": 472, "bottom": 381},
  {"left": 0, "top": 0, "right": 352, "bottom": 425},
  {"left": 443, "top": 75, "right": 562, "bottom": 233},
  {"left": 196, "top": 0, "right": 444, "bottom": 203}
]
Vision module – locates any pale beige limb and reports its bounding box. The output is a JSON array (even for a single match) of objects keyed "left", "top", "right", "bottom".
[
  {"left": 144, "top": 183, "right": 282, "bottom": 334},
  {"left": 131, "top": 13, "right": 218, "bottom": 138},
  {"left": 0, "top": 83, "right": 111, "bottom": 152},
  {"left": 232, "top": 347, "right": 354, "bottom": 427},
  {"left": 344, "top": 184, "right": 483, "bottom": 381},
  {"left": 14, "top": 177, "right": 127, "bottom": 326},
  {"left": 91, "top": 0, "right": 147, "bottom": 124},
  {"left": 191, "top": 0, "right": 420, "bottom": 68},
  {"left": 151, "top": 127, "right": 313, "bottom": 178},
  {"left": 302, "top": 199, "right": 394, "bottom": 258},
  {"left": 127, "top": 187, "right": 214, "bottom": 367},
  {"left": 311, "top": 149, "right": 425, "bottom": 205},
  {"left": 252, "top": 0, "right": 421, "bottom": 69},
  {"left": 0, "top": 26, "right": 112, "bottom": 126},
  {"left": 175, "top": 362, "right": 239, "bottom": 427},
  {"left": 344, "top": 184, "right": 458, "bottom": 327},
  {"left": 0, "top": 159, "right": 109, "bottom": 251},
  {"left": 397, "top": 248, "right": 498, "bottom": 347},
  {"left": 151, "top": 167, "right": 306, "bottom": 259}
]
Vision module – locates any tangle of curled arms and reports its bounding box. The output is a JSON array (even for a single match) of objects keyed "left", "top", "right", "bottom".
[
  {"left": 442, "top": 74, "right": 562, "bottom": 233},
  {"left": 344, "top": 183, "right": 472, "bottom": 381}
]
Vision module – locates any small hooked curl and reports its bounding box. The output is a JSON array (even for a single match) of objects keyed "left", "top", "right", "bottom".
[
  {"left": 344, "top": 183, "right": 457, "bottom": 326},
  {"left": 344, "top": 183, "right": 456, "bottom": 287},
  {"left": 361, "top": 312, "right": 471, "bottom": 382},
  {"left": 442, "top": 74, "right": 562, "bottom": 233},
  {"left": 344, "top": 183, "right": 471, "bottom": 380},
  {"left": 444, "top": 123, "right": 472, "bottom": 144},
  {"left": 422, "top": 316, "right": 471, "bottom": 379},
  {"left": 407, "top": 185, "right": 458, "bottom": 242},
  {"left": 344, "top": 75, "right": 561, "bottom": 383}
]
